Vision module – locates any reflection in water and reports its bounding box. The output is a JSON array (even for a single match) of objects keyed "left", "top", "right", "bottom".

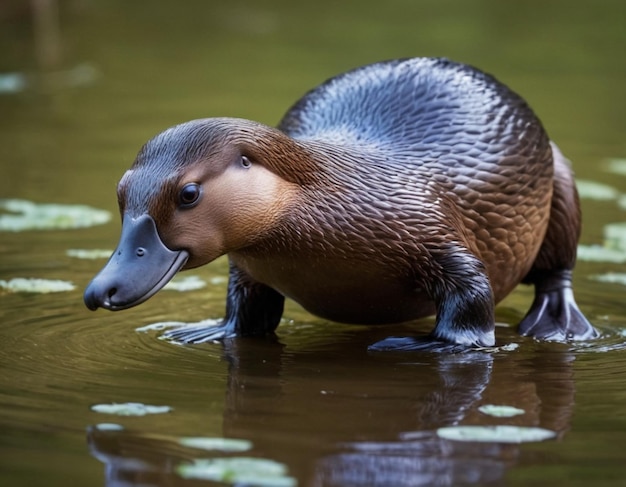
[{"left": 88, "top": 336, "right": 576, "bottom": 486}]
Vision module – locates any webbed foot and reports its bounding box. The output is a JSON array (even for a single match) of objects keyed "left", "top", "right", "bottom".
[
  {"left": 519, "top": 270, "right": 599, "bottom": 341},
  {"left": 368, "top": 336, "right": 475, "bottom": 353},
  {"left": 161, "top": 319, "right": 234, "bottom": 344}
]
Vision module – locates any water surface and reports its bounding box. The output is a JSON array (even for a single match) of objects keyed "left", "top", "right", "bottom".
[{"left": 1, "top": 1, "right": 626, "bottom": 486}]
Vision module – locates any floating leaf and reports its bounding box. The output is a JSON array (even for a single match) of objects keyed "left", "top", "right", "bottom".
[
  {"left": 135, "top": 321, "right": 182, "bottom": 333},
  {"left": 164, "top": 275, "right": 207, "bottom": 292},
  {"left": 590, "top": 273, "right": 626, "bottom": 286},
  {"left": 94, "top": 423, "right": 125, "bottom": 431},
  {"left": 617, "top": 195, "right": 626, "bottom": 211},
  {"left": 66, "top": 248, "right": 113, "bottom": 259},
  {"left": 436, "top": 425, "right": 556, "bottom": 443},
  {"left": 0, "top": 278, "right": 75, "bottom": 293},
  {"left": 0, "top": 72, "right": 26, "bottom": 94},
  {"left": 180, "top": 437, "right": 252, "bottom": 452},
  {"left": 177, "top": 458, "right": 296, "bottom": 486},
  {"left": 478, "top": 405, "right": 525, "bottom": 417},
  {"left": 575, "top": 180, "right": 620, "bottom": 200},
  {"left": 91, "top": 402, "right": 172, "bottom": 416},
  {"left": 604, "top": 222, "right": 626, "bottom": 252},
  {"left": 577, "top": 245, "right": 626, "bottom": 263},
  {"left": 604, "top": 158, "right": 626, "bottom": 176},
  {"left": 0, "top": 199, "right": 111, "bottom": 231}
]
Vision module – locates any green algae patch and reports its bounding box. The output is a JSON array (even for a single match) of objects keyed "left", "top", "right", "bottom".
[
  {"left": 180, "top": 437, "right": 252, "bottom": 452},
  {"left": 590, "top": 273, "right": 626, "bottom": 286},
  {"left": 575, "top": 180, "right": 620, "bottom": 200},
  {"left": 94, "top": 423, "right": 125, "bottom": 431},
  {"left": 177, "top": 458, "right": 296, "bottom": 486},
  {"left": 0, "top": 199, "right": 111, "bottom": 231},
  {"left": 164, "top": 275, "right": 207, "bottom": 291},
  {"left": 0, "top": 278, "right": 75, "bottom": 293},
  {"left": 436, "top": 425, "right": 556, "bottom": 443},
  {"left": 577, "top": 245, "right": 626, "bottom": 264},
  {"left": 604, "top": 158, "right": 626, "bottom": 176},
  {"left": 604, "top": 222, "right": 626, "bottom": 252},
  {"left": 478, "top": 405, "right": 525, "bottom": 418},
  {"left": 66, "top": 248, "right": 113, "bottom": 259},
  {"left": 91, "top": 402, "right": 172, "bottom": 416}
]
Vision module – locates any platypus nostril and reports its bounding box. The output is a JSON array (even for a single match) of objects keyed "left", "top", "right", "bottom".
[
  {"left": 107, "top": 287, "right": 117, "bottom": 299},
  {"left": 136, "top": 247, "right": 146, "bottom": 257}
]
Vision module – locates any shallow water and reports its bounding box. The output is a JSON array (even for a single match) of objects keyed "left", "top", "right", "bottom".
[{"left": 2, "top": 1, "right": 626, "bottom": 486}]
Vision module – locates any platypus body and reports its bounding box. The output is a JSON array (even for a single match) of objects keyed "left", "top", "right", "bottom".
[{"left": 84, "top": 57, "right": 598, "bottom": 350}]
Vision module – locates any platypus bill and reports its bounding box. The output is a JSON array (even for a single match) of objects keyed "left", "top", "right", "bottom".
[{"left": 83, "top": 57, "right": 598, "bottom": 351}]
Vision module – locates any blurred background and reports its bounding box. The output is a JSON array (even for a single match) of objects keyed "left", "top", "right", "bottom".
[
  {"left": 2, "top": 1, "right": 626, "bottom": 486},
  {"left": 1, "top": 0, "right": 625, "bottom": 214}
]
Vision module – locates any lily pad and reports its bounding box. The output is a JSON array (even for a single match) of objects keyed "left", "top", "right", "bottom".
[
  {"left": 91, "top": 402, "right": 172, "bottom": 416},
  {"left": 94, "top": 423, "right": 125, "bottom": 431},
  {"left": 0, "top": 198, "right": 111, "bottom": 231},
  {"left": 66, "top": 249, "right": 113, "bottom": 259},
  {"left": 177, "top": 458, "right": 296, "bottom": 486},
  {"left": 604, "top": 158, "right": 626, "bottom": 176},
  {"left": 478, "top": 405, "right": 525, "bottom": 418},
  {"left": 436, "top": 425, "right": 556, "bottom": 443},
  {"left": 180, "top": 437, "right": 252, "bottom": 452},
  {"left": 0, "top": 278, "right": 75, "bottom": 293},
  {"left": 577, "top": 245, "right": 626, "bottom": 264},
  {"left": 164, "top": 275, "right": 207, "bottom": 292},
  {"left": 575, "top": 180, "right": 620, "bottom": 200},
  {"left": 590, "top": 273, "right": 626, "bottom": 286},
  {"left": 604, "top": 222, "right": 626, "bottom": 252}
]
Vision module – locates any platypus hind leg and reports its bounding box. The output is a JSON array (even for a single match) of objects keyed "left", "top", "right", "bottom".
[{"left": 518, "top": 143, "right": 598, "bottom": 341}]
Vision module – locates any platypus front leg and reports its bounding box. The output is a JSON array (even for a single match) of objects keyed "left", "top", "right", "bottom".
[
  {"left": 370, "top": 248, "right": 496, "bottom": 352},
  {"left": 518, "top": 143, "right": 598, "bottom": 341},
  {"left": 162, "top": 260, "right": 284, "bottom": 344}
]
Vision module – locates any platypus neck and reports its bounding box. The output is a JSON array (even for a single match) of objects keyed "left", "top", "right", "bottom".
[{"left": 239, "top": 121, "right": 363, "bottom": 186}]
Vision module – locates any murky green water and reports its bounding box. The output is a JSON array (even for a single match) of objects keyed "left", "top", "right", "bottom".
[{"left": 2, "top": 1, "right": 626, "bottom": 486}]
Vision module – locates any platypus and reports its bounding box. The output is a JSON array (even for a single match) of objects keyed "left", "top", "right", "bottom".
[{"left": 83, "top": 57, "right": 598, "bottom": 351}]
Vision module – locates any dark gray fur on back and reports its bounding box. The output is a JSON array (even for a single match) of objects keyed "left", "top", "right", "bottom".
[{"left": 278, "top": 58, "right": 549, "bottom": 166}]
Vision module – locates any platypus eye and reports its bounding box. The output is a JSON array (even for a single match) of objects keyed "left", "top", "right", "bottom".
[
  {"left": 179, "top": 182, "right": 202, "bottom": 208},
  {"left": 241, "top": 156, "right": 252, "bottom": 169}
]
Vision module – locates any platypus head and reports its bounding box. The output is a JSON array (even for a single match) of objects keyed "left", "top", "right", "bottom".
[{"left": 84, "top": 118, "right": 297, "bottom": 311}]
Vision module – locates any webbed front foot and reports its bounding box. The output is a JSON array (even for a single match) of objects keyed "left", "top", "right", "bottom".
[
  {"left": 161, "top": 319, "right": 234, "bottom": 344},
  {"left": 519, "top": 270, "right": 599, "bottom": 341},
  {"left": 159, "top": 261, "right": 285, "bottom": 345}
]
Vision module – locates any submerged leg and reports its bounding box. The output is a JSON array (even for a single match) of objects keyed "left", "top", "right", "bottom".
[
  {"left": 370, "top": 246, "right": 496, "bottom": 352},
  {"left": 519, "top": 143, "right": 598, "bottom": 341},
  {"left": 163, "top": 260, "right": 285, "bottom": 344}
]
